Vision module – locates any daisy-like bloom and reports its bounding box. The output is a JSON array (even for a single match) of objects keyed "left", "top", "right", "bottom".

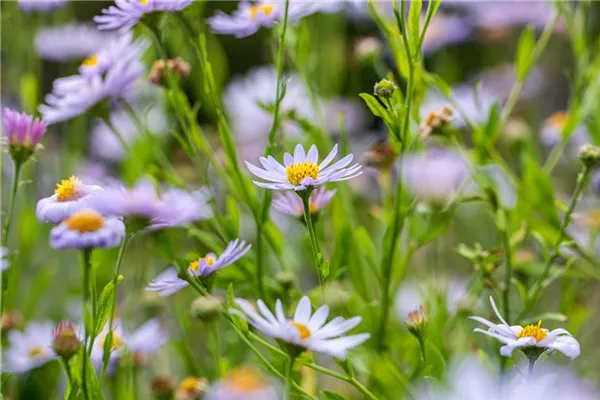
[
  {"left": 4, "top": 321, "right": 56, "bottom": 373},
  {"left": 91, "top": 319, "right": 167, "bottom": 371},
  {"left": 233, "top": 296, "right": 370, "bottom": 359},
  {"left": 36, "top": 176, "right": 104, "bottom": 223},
  {"left": 206, "top": 366, "right": 279, "bottom": 400},
  {"left": 34, "top": 24, "right": 117, "bottom": 63},
  {"left": 3, "top": 108, "right": 47, "bottom": 148},
  {"left": 18, "top": 0, "right": 66, "bottom": 13},
  {"left": 1, "top": 247, "right": 9, "bottom": 271},
  {"left": 95, "top": 0, "right": 193, "bottom": 32},
  {"left": 146, "top": 239, "right": 252, "bottom": 296},
  {"left": 470, "top": 296, "right": 580, "bottom": 360},
  {"left": 208, "top": 1, "right": 324, "bottom": 38},
  {"left": 395, "top": 278, "right": 471, "bottom": 321},
  {"left": 49, "top": 209, "right": 125, "bottom": 250},
  {"left": 272, "top": 187, "right": 336, "bottom": 217},
  {"left": 246, "top": 144, "right": 363, "bottom": 191},
  {"left": 78, "top": 32, "right": 148, "bottom": 78}
]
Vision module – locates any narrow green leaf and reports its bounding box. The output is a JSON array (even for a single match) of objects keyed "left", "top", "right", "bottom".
[
  {"left": 94, "top": 276, "right": 124, "bottom": 336},
  {"left": 516, "top": 26, "right": 535, "bottom": 80},
  {"left": 321, "top": 391, "right": 346, "bottom": 400},
  {"left": 408, "top": 0, "right": 423, "bottom": 59},
  {"left": 359, "top": 93, "right": 395, "bottom": 129}
]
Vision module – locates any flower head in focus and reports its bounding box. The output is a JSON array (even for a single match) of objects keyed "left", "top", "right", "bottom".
[
  {"left": 206, "top": 367, "right": 279, "bottom": 400},
  {"left": 49, "top": 209, "right": 125, "bottom": 250},
  {"left": 3, "top": 108, "right": 47, "bottom": 163},
  {"left": 4, "top": 321, "right": 56, "bottom": 373},
  {"left": 272, "top": 187, "right": 336, "bottom": 218},
  {"left": 34, "top": 24, "right": 117, "bottom": 63},
  {"left": 36, "top": 176, "right": 104, "bottom": 223},
  {"left": 246, "top": 144, "right": 362, "bottom": 191},
  {"left": 233, "top": 296, "right": 370, "bottom": 359},
  {"left": 470, "top": 296, "right": 580, "bottom": 360},
  {"left": 18, "top": 0, "right": 66, "bottom": 13},
  {"left": 95, "top": 0, "right": 193, "bottom": 32},
  {"left": 146, "top": 239, "right": 251, "bottom": 296}
]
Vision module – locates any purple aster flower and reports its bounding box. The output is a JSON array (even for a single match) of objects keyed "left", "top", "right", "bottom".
[
  {"left": 34, "top": 24, "right": 117, "bottom": 63},
  {"left": 146, "top": 239, "right": 252, "bottom": 296},
  {"left": 50, "top": 209, "right": 125, "bottom": 250},
  {"left": 272, "top": 187, "right": 336, "bottom": 217},
  {"left": 246, "top": 144, "right": 363, "bottom": 191},
  {"left": 36, "top": 176, "right": 104, "bottom": 224},
  {"left": 78, "top": 32, "right": 148, "bottom": 78},
  {"left": 2, "top": 108, "right": 47, "bottom": 148},
  {"left": 95, "top": 0, "right": 193, "bottom": 33},
  {"left": 18, "top": 0, "right": 66, "bottom": 13}
]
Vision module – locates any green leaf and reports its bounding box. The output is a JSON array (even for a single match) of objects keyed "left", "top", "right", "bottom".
[
  {"left": 424, "top": 340, "right": 446, "bottom": 379},
  {"left": 20, "top": 73, "right": 39, "bottom": 115},
  {"left": 225, "top": 195, "right": 240, "bottom": 236},
  {"left": 423, "top": 72, "right": 452, "bottom": 97},
  {"left": 516, "top": 26, "right": 535, "bottom": 80},
  {"left": 94, "top": 276, "right": 124, "bottom": 336},
  {"left": 521, "top": 313, "right": 568, "bottom": 326},
  {"left": 408, "top": 0, "right": 423, "bottom": 59},
  {"left": 484, "top": 103, "right": 501, "bottom": 143},
  {"left": 321, "top": 390, "right": 346, "bottom": 400},
  {"left": 359, "top": 93, "right": 395, "bottom": 129}
]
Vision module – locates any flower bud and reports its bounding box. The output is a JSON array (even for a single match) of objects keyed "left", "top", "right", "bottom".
[
  {"left": 419, "top": 104, "right": 454, "bottom": 140},
  {"left": 1, "top": 311, "right": 22, "bottom": 334},
  {"left": 3, "top": 108, "right": 47, "bottom": 164},
  {"left": 149, "top": 376, "right": 176, "bottom": 400},
  {"left": 52, "top": 321, "right": 81, "bottom": 360},
  {"left": 578, "top": 144, "right": 600, "bottom": 168},
  {"left": 149, "top": 57, "right": 191, "bottom": 86},
  {"left": 190, "top": 295, "right": 222, "bottom": 323},
  {"left": 275, "top": 271, "right": 296, "bottom": 291},
  {"left": 373, "top": 79, "right": 397, "bottom": 100},
  {"left": 405, "top": 305, "right": 427, "bottom": 338},
  {"left": 176, "top": 377, "right": 208, "bottom": 400}
]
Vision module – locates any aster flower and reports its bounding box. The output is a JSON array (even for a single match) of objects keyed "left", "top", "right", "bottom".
[
  {"left": 177, "top": 377, "right": 209, "bottom": 400},
  {"left": 146, "top": 239, "right": 252, "bottom": 296},
  {"left": 246, "top": 144, "right": 362, "bottom": 191},
  {"left": 470, "top": 296, "right": 580, "bottom": 360},
  {"left": 91, "top": 318, "right": 167, "bottom": 371},
  {"left": 95, "top": 0, "right": 193, "bottom": 32},
  {"left": 50, "top": 209, "right": 125, "bottom": 250},
  {"left": 78, "top": 32, "right": 148, "bottom": 78},
  {"left": 4, "top": 321, "right": 56, "bottom": 373},
  {"left": 233, "top": 296, "right": 370, "bottom": 359},
  {"left": 206, "top": 367, "right": 279, "bottom": 400},
  {"left": 34, "top": 24, "right": 117, "bottom": 63},
  {"left": 3, "top": 108, "right": 47, "bottom": 161},
  {"left": 1, "top": 247, "right": 9, "bottom": 271},
  {"left": 272, "top": 187, "right": 336, "bottom": 217},
  {"left": 36, "top": 176, "right": 104, "bottom": 223},
  {"left": 18, "top": 0, "right": 66, "bottom": 13},
  {"left": 208, "top": 1, "right": 325, "bottom": 38}
]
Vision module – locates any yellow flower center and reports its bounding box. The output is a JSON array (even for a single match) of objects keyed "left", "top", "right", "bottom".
[
  {"left": 55, "top": 176, "right": 82, "bottom": 202},
  {"left": 579, "top": 210, "right": 600, "bottom": 228},
  {"left": 64, "top": 210, "right": 105, "bottom": 233},
  {"left": 291, "top": 321, "right": 311, "bottom": 340},
  {"left": 189, "top": 255, "right": 216, "bottom": 272},
  {"left": 249, "top": 4, "right": 275, "bottom": 19},
  {"left": 516, "top": 320, "right": 547, "bottom": 342},
  {"left": 82, "top": 54, "right": 98, "bottom": 67},
  {"left": 285, "top": 162, "right": 319, "bottom": 186},
  {"left": 98, "top": 331, "right": 124, "bottom": 350},
  {"left": 28, "top": 346, "right": 44, "bottom": 358},
  {"left": 546, "top": 111, "right": 568, "bottom": 131},
  {"left": 140, "top": 0, "right": 148, "bottom": 5},
  {"left": 227, "top": 367, "right": 267, "bottom": 391},
  {"left": 178, "top": 377, "right": 207, "bottom": 394}
]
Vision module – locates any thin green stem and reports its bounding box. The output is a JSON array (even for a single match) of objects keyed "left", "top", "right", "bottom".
[
  {"left": 417, "top": 336, "right": 427, "bottom": 366},
  {"left": 528, "top": 356, "right": 537, "bottom": 377},
  {"left": 61, "top": 358, "right": 74, "bottom": 400},
  {"left": 208, "top": 323, "right": 222, "bottom": 378},
  {"left": 1, "top": 160, "right": 22, "bottom": 312},
  {"left": 285, "top": 356, "right": 295, "bottom": 400},
  {"left": 501, "top": 209, "right": 513, "bottom": 322},
  {"left": 81, "top": 248, "right": 93, "bottom": 400},
  {"left": 305, "top": 363, "right": 379, "bottom": 400},
  {"left": 301, "top": 191, "right": 324, "bottom": 292},
  {"left": 255, "top": 220, "right": 266, "bottom": 298}
]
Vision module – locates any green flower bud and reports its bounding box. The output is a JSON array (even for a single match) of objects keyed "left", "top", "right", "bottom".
[
  {"left": 578, "top": 144, "right": 600, "bottom": 168},
  {"left": 190, "top": 295, "right": 222, "bottom": 323},
  {"left": 373, "top": 79, "right": 397, "bottom": 100}
]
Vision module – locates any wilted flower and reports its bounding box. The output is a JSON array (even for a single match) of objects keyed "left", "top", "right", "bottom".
[
  {"left": 146, "top": 239, "right": 251, "bottom": 296},
  {"left": 272, "top": 187, "right": 336, "bottom": 218},
  {"left": 206, "top": 367, "right": 278, "bottom": 400},
  {"left": 36, "top": 176, "right": 104, "bottom": 223},
  {"left": 34, "top": 24, "right": 116, "bottom": 63},
  {"left": 52, "top": 321, "right": 81, "bottom": 360},
  {"left": 233, "top": 296, "right": 370, "bottom": 359},
  {"left": 470, "top": 296, "right": 580, "bottom": 360},
  {"left": 4, "top": 321, "right": 56, "bottom": 373},
  {"left": 149, "top": 57, "right": 191, "bottom": 86},
  {"left": 18, "top": 0, "right": 65, "bottom": 13},
  {"left": 95, "top": 0, "right": 193, "bottom": 32},
  {"left": 177, "top": 377, "right": 209, "bottom": 400},
  {"left": 373, "top": 79, "right": 397, "bottom": 100},
  {"left": 419, "top": 104, "right": 454, "bottom": 140},
  {"left": 149, "top": 376, "right": 176, "bottom": 400},
  {"left": 3, "top": 108, "right": 47, "bottom": 163},
  {"left": 49, "top": 209, "right": 125, "bottom": 250},
  {"left": 246, "top": 144, "right": 362, "bottom": 191}
]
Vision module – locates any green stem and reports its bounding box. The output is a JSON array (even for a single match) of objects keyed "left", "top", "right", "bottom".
[
  {"left": 301, "top": 191, "right": 324, "bottom": 291},
  {"left": 61, "top": 358, "right": 74, "bottom": 400},
  {"left": 1, "top": 160, "right": 22, "bottom": 312},
  {"left": 81, "top": 248, "right": 93, "bottom": 400},
  {"left": 305, "top": 363, "right": 379, "bottom": 400},
  {"left": 285, "top": 356, "right": 295, "bottom": 400},
  {"left": 208, "top": 322, "right": 222, "bottom": 378},
  {"left": 501, "top": 209, "right": 513, "bottom": 322},
  {"left": 417, "top": 336, "right": 427, "bottom": 366},
  {"left": 255, "top": 219, "right": 266, "bottom": 299}
]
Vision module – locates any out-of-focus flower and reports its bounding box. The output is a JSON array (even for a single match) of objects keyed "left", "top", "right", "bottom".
[
  {"left": 150, "top": 376, "right": 176, "bottom": 400},
  {"left": 34, "top": 24, "right": 116, "bottom": 63},
  {"left": 540, "top": 111, "right": 589, "bottom": 160},
  {"left": 149, "top": 57, "right": 191, "bottom": 86},
  {"left": 4, "top": 321, "right": 56, "bottom": 373},
  {"left": 177, "top": 377, "right": 209, "bottom": 400},
  {"left": 208, "top": 1, "right": 328, "bottom": 38},
  {"left": 95, "top": 0, "right": 193, "bottom": 32},
  {"left": 247, "top": 143, "right": 362, "bottom": 191},
  {"left": 362, "top": 140, "right": 397, "bottom": 171},
  {"left": 1, "top": 311, "right": 23, "bottom": 334},
  {"left": 470, "top": 296, "right": 580, "bottom": 360},
  {"left": 191, "top": 295, "right": 222, "bottom": 323},
  {"left": 3, "top": 108, "right": 47, "bottom": 163},
  {"left": 233, "top": 296, "right": 370, "bottom": 359},
  {"left": 354, "top": 37, "right": 382, "bottom": 62},
  {"left": 401, "top": 148, "right": 469, "bottom": 205},
  {"left": 419, "top": 104, "right": 454, "bottom": 140},
  {"left": 91, "top": 107, "right": 168, "bottom": 163},
  {"left": 0, "top": 247, "right": 9, "bottom": 272},
  {"left": 92, "top": 319, "right": 167, "bottom": 372},
  {"left": 79, "top": 33, "right": 148, "bottom": 78},
  {"left": 18, "top": 0, "right": 65, "bottom": 13},
  {"left": 421, "top": 14, "right": 473, "bottom": 55},
  {"left": 272, "top": 187, "right": 336, "bottom": 217},
  {"left": 52, "top": 321, "right": 81, "bottom": 360},
  {"left": 206, "top": 367, "right": 278, "bottom": 400},
  {"left": 458, "top": 1, "right": 556, "bottom": 31},
  {"left": 49, "top": 210, "right": 125, "bottom": 250},
  {"left": 322, "top": 98, "right": 370, "bottom": 135},
  {"left": 146, "top": 239, "right": 251, "bottom": 296},
  {"left": 395, "top": 278, "right": 470, "bottom": 321},
  {"left": 36, "top": 176, "right": 104, "bottom": 223}
]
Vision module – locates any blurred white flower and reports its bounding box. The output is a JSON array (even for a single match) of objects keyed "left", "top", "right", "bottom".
[
  {"left": 206, "top": 366, "right": 279, "bottom": 400},
  {"left": 5, "top": 322, "right": 56, "bottom": 373},
  {"left": 95, "top": 0, "right": 192, "bottom": 32},
  {"left": 35, "top": 24, "right": 117, "bottom": 62},
  {"left": 395, "top": 278, "right": 470, "bottom": 321}
]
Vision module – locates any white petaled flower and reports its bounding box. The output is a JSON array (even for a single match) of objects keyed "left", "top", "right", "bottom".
[
  {"left": 470, "top": 296, "right": 580, "bottom": 360},
  {"left": 95, "top": 0, "right": 193, "bottom": 33},
  {"left": 146, "top": 239, "right": 252, "bottom": 296},
  {"left": 1, "top": 247, "right": 9, "bottom": 271},
  {"left": 206, "top": 366, "right": 280, "bottom": 400},
  {"left": 272, "top": 187, "right": 336, "bottom": 217},
  {"left": 36, "top": 176, "right": 104, "bottom": 223},
  {"left": 50, "top": 209, "right": 125, "bottom": 250},
  {"left": 233, "top": 296, "right": 370, "bottom": 359},
  {"left": 35, "top": 24, "right": 117, "bottom": 63},
  {"left": 4, "top": 322, "right": 56, "bottom": 373},
  {"left": 78, "top": 32, "right": 148, "bottom": 78},
  {"left": 91, "top": 319, "right": 167, "bottom": 372},
  {"left": 246, "top": 144, "right": 362, "bottom": 191}
]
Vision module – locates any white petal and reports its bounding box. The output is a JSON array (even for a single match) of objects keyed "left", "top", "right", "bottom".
[
  {"left": 318, "top": 144, "right": 338, "bottom": 170},
  {"left": 544, "top": 335, "right": 580, "bottom": 360},
  {"left": 293, "top": 144, "right": 306, "bottom": 163},
  {"left": 306, "top": 145, "right": 319, "bottom": 163},
  {"left": 307, "top": 305, "right": 329, "bottom": 331},
  {"left": 275, "top": 299, "right": 287, "bottom": 323},
  {"left": 293, "top": 296, "right": 312, "bottom": 324},
  {"left": 488, "top": 296, "right": 510, "bottom": 328}
]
